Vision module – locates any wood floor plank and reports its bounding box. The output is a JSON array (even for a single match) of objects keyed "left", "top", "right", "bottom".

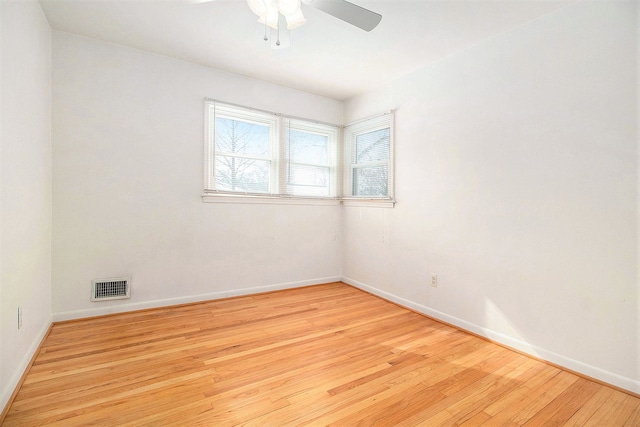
[
  {"left": 581, "top": 392, "right": 640, "bottom": 427},
  {"left": 2, "top": 282, "right": 638, "bottom": 426},
  {"left": 522, "top": 377, "right": 602, "bottom": 426},
  {"left": 478, "top": 364, "right": 562, "bottom": 425},
  {"left": 326, "top": 347, "right": 519, "bottom": 426},
  {"left": 563, "top": 386, "right": 617, "bottom": 426},
  {"left": 507, "top": 369, "right": 580, "bottom": 425},
  {"left": 411, "top": 356, "right": 539, "bottom": 426},
  {"left": 624, "top": 403, "right": 640, "bottom": 426}
]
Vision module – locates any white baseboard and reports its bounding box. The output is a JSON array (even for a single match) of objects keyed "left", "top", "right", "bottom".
[
  {"left": 1, "top": 319, "right": 52, "bottom": 415},
  {"left": 342, "top": 276, "right": 640, "bottom": 395},
  {"left": 52, "top": 276, "right": 342, "bottom": 322}
]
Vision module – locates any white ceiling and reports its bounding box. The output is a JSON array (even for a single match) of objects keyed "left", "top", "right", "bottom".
[{"left": 39, "top": 0, "right": 575, "bottom": 100}]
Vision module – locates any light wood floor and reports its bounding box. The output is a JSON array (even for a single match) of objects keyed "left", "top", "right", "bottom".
[{"left": 2, "top": 282, "right": 639, "bottom": 426}]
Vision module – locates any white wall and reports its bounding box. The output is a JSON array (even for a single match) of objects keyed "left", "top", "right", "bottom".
[
  {"left": 0, "top": 0, "right": 52, "bottom": 411},
  {"left": 51, "top": 33, "right": 343, "bottom": 320},
  {"left": 343, "top": 0, "right": 639, "bottom": 392}
]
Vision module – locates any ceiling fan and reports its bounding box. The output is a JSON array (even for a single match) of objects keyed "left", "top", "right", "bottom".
[
  {"left": 251, "top": 0, "right": 382, "bottom": 33},
  {"left": 248, "top": 0, "right": 382, "bottom": 48},
  {"left": 195, "top": 0, "right": 382, "bottom": 48},
  {"left": 309, "top": 0, "right": 382, "bottom": 32}
]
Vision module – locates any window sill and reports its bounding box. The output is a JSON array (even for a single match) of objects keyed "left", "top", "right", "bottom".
[
  {"left": 202, "top": 194, "right": 341, "bottom": 206},
  {"left": 202, "top": 194, "right": 395, "bottom": 208},
  {"left": 341, "top": 198, "right": 396, "bottom": 208}
]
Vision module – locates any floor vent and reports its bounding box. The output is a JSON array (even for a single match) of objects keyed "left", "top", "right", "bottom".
[{"left": 91, "top": 277, "right": 131, "bottom": 301}]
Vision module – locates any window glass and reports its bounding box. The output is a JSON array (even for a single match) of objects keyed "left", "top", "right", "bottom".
[
  {"left": 355, "top": 128, "right": 390, "bottom": 164},
  {"left": 215, "top": 117, "right": 270, "bottom": 157},
  {"left": 215, "top": 156, "right": 271, "bottom": 193},
  {"left": 288, "top": 129, "right": 329, "bottom": 164},
  {"left": 352, "top": 165, "right": 388, "bottom": 197},
  {"left": 286, "top": 126, "right": 333, "bottom": 196}
]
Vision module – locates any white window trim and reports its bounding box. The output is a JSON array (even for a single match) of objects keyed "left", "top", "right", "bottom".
[
  {"left": 203, "top": 99, "right": 394, "bottom": 208},
  {"left": 341, "top": 198, "right": 396, "bottom": 208},
  {"left": 283, "top": 118, "right": 339, "bottom": 198},
  {"left": 343, "top": 111, "right": 395, "bottom": 204},
  {"left": 202, "top": 194, "right": 341, "bottom": 206},
  {"left": 205, "top": 101, "right": 278, "bottom": 195}
]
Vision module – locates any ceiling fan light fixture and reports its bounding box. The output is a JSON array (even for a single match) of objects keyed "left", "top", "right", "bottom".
[
  {"left": 277, "top": 0, "right": 300, "bottom": 16},
  {"left": 278, "top": 0, "right": 306, "bottom": 29},
  {"left": 284, "top": 10, "right": 306, "bottom": 29},
  {"left": 264, "top": 5, "right": 280, "bottom": 29},
  {"left": 248, "top": 0, "right": 305, "bottom": 31},
  {"left": 248, "top": 0, "right": 280, "bottom": 29}
]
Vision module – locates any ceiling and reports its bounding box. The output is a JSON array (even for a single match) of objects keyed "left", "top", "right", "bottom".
[{"left": 39, "top": 0, "right": 575, "bottom": 100}]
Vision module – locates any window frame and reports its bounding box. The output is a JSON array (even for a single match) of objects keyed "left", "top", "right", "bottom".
[
  {"left": 209, "top": 106, "right": 279, "bottom": 195},
  {"left": 283, "top": 118, "right": 339, "bottom": 198},
  {"left": 342, "top": 112, "right": 395, "bottom": 207},
  {"left": 204, "top": 99, "right": 341, "bottom": 205}
]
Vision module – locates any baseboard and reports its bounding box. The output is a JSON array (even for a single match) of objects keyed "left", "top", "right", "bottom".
[
  {"left": 0, "top": 320, "right": 52, "bottom": 422},
  {"left": 52, "top": 276, "right": 342, "bottom": 322},
  {"left": 342, "top": 276, "right": 640, "bottom": 396}
]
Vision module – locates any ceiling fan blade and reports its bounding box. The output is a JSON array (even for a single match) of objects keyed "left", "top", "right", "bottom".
[{"left": 306, "top": 0, "right": 381, "bottom": 32}]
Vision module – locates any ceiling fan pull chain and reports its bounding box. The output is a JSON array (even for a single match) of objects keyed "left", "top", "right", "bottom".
[
  {"left": 276, "top": 20, "right": 281, "bottom": 46},
  {"left": 263, "top": 22, "right": 268, "bottom": 41}
]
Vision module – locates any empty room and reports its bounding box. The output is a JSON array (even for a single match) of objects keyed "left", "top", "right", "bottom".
[{"left": 1, "top": 0, "right": 639, "bottom": 425}]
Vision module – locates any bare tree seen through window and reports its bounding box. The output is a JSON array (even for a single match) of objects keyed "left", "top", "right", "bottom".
[{"left": 215, "top": 117, "right": 271, "bottom": 193}]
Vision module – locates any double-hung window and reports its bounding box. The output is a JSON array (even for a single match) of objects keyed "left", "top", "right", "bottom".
[
  {"left": 283, "top": 119, "right": 337, "bottom": 198},
  {"left": 208, "top": 103, "right": 278, "bottom": 194},
  {"left": 343, "top": 112, "right": 394, "bottom": 202}
]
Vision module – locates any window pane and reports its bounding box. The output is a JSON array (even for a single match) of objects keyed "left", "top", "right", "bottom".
[
  {"left": 215, "top": 117, "right": 270, "bottom": 157},
  {"left": 353, "top": 165, "right": 388, "bottom": 197},
  {"left": 215, "top": 156, "right": 270, "bottom": 193},
  {"left": 288, "top": 129, "right": 329, "bottom": 164},
  {"left": 287, "top": 164, "right": 329, "bottom": 196},
  {"left": 355, "top": 128, "right": 390, "bottom": 163}
]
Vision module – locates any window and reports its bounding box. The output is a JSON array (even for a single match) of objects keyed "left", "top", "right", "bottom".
[
  {"left": 204, "top": 100, "right": 393, "bottom": 206},
  {"left": 284, "top": 119, "right": 337, "bottom": 198},
  {"left": 344, "top": 112, "right": 394, "bottom": 202},
  {"left": 205, "top": 100, "right": 338, "bottom": 201},
  {"left": 210, "top": 103, "right": 277, "bottom": 194}
]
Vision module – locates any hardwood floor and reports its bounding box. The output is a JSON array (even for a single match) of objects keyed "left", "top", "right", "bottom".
[{"left": 3, "top": 282, "right": 639, "bottom": 426}]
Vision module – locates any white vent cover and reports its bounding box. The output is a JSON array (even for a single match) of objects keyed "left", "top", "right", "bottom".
[{"left": 91, "top": 277, "right": 131, "bottom": 301}]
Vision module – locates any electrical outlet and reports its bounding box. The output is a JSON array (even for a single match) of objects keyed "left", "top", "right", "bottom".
[
  {"left": 430, "top": 274, "right": 438, "bottom": 288},
  {"left": 18, "top": 306, "right": 23, "bottom": 330}
]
